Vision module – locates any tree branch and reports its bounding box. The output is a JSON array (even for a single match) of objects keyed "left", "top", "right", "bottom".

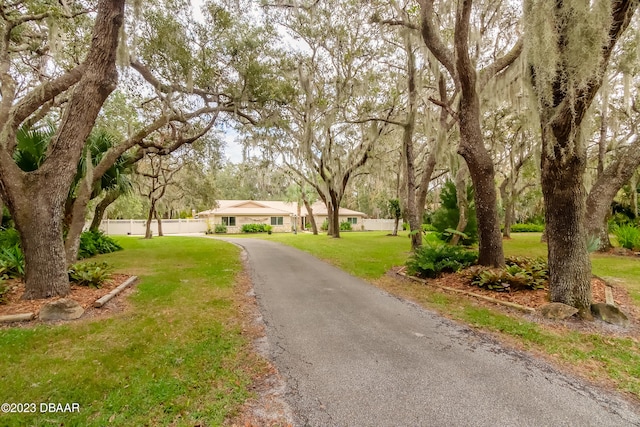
[
  {"left": 417, "top": 0, "right": 457, "bottom": 82},
  {"left": 428, "top": 97, "right": 458, "bottom": 121},
  {"left": 478, "top": 38, "right": 523, "bottom": 91}
]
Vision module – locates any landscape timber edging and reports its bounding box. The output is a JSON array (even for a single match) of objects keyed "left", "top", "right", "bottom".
[
  {"left": 396, "top": 269, "right": 536, "bottom": 314},
  {"left": 0, "top": 312, "right": 35, "bottom": 323},
  {"left": 93, "top": 276, "right": 138, "bottom": 308}
]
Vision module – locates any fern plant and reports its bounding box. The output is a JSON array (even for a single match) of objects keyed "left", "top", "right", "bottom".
[
  {"left": 406, "top": 243, "right": 478, "bottom": 278},
  {"left": 68, "top": 262, "right": 113, "bottom": 288},
  {"left": 468, "top": 256, "right": 548, "bottom": 292},
  {"left": 0, "top": 245, "right": 25, "bottom": 279}
]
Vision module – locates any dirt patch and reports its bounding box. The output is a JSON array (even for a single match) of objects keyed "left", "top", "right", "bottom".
[
  {"left": 0, "top": 274, "right": 134, "bottom": 324},
  {"left": 227, "top": 254, "right": 293, "bottom": 427}
]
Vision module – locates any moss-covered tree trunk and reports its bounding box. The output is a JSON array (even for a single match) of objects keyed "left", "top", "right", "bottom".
[
  {"left": 419, "top": 0, "right": 518, "bottom": 267},
  {"left": 541, "top": 126, "right": 592, "bottom": 314},
  {"left": 456, "top": 48, "right": 504, "bottom": 265},
  {"left": 527, "top": 0, "right": 637, "bottom": 314},
  {"left": 401, "top": 32, "right": 421, "bottom": 251}
]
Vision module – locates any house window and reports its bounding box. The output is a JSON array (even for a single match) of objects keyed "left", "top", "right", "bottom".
[
  {"left": 347, "top": 217, "right": 358, "bottom": 225},
  {"left": 222, "top": 216, "right": 236, "bottom": 226},
  {"left": 271, "top": 216, "right": 284, "bottom": 226}
]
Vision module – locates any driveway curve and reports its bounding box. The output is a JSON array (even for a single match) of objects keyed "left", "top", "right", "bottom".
[{"left": 222, "top": 237, "right": 640, "bottom": 426}]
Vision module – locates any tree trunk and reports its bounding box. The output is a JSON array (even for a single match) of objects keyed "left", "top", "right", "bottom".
[
  {"left": 503, "top": 202, "right": 514, "bottom": 239},
  {"left": 584, "top": 142, "right": 640, "bottom": 250},
  {"left": 541, "top": 133, "right": 592, "bottom": 315},
  {"left": 90, "top": 189, "right": 121, "bottom": 231},
  {"left": 499, "top": 178, "right": 514, "bottom": 239},
  {"left": 145, "top": 200, "right": 155, "bottom": 239},
  {"left": 415, "top": 148, "right": 438, "bottom": 234},
  {"left": 155, "top": 209, "right": 164, "bottom": 236},
  {"left": 457, "top": 103, "right": 505, "bottom": 266},
  {"left": 392, "top": 218, "right": 399, "bottom": 236},
  {"left": 528, "top": 0, "right": 637, "bottom": 315},
  {"left": 632, "top": 174, "right": 638, "bottom": 218},
  {"left": 450, "top": 166, "right": 469, "bottom": 246},
  {"left": 453, "top": 0, "right": 504, "bottom": 267},
  {"left": 303, "top": 199, "right": 318, "bottom": 235},
  {"left": 597, "top": 82, "right": 609, "bottom": 178},
  {"left": 401, "top": 31, "right": 421, "bottom": 251},
  {"left": 403, "top": 122, "right": 421, "bottom": 249},
  {"left": 64, "top": 178, "right": 94, "bottom": 264},
  {"left": 15, "top": 189, "right": 70, "bottom": 299},
  {"left": 329, "top": 190, "right": 341, "bottom": 238},
  {"left": 0, "top": 0, "right": 124, "bottom": 299}
]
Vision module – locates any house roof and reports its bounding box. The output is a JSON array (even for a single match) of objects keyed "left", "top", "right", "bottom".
[{"left": 198, "top": 200, "right": 366, "bottom": 217}]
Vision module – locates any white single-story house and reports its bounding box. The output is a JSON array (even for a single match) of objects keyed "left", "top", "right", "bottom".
[{"left": 197, "top": 200, "right": 367, "bottom": 233}]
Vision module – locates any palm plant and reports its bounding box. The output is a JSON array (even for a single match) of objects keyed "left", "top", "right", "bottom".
[{"left": 13, "top": 124, "right": 55, "bottom": 172}]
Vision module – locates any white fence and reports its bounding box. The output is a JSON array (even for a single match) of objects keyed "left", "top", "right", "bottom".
[
  {"left": 90, "top": 219, "right": 208, "bottom": 235},
  {"left": 92, "top": 218, "right": 396, "bottom": 235},
  {"left": 361, "top": 219, "right": 396, "bottom": 231}
]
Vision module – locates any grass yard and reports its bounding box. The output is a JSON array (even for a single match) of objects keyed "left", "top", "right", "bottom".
[
  {"left": 237, "top": 230, "right": 440, "bottom": 279},
  {"left": 504, "top": 233, "right": 640, "bottom": 303},
  {"left": 0, "top": 237, "right": 266, "bottom": 426},
  {"left": 250, "top": 230, "right": 640, "bottom": 400}
]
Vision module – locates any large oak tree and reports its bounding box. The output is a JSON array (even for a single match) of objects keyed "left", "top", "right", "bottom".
[
  {"left": 526, "top": 0, "right": 638, "bottom": 314},
  {"left": 0, "top": 0, "right": 125, "bottom": 299}
]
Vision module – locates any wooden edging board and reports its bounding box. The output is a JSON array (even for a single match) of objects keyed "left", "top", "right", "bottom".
[
  {"left": 397, "top": 271, "right": 536, "bottom": 314},
  {"left": 0, "top": 277, "right": 138, "bottom": 322},
  {"left": 94, "top": 276, "right": 138, "bottom": 308},
  {"left": 0, "top": 312, "right": 35, "bottom": 323}
]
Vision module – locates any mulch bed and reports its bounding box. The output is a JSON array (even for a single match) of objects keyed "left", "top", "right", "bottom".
[
  {"left": 393, "top": 267, "right": 640, "bottom": 336},
  {"left": 0, "top": 274, "right": 132, "bottom": 319}
]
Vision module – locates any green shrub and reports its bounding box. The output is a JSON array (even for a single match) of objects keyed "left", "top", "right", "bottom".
[
  {"left": 0, "top": 245, "right": 24, "bottom": 279},
  {"left": 406, "top": 243, "right": 478, "bottom": 278},
  {"left": 467, "top": 256, "right": 548, "bottom": 292},
  {"left": 422, "top": 223, "right": 437, "bottom": 232},
  {"left": 241, "top": 223, "right": 270, "bottom": 233},
  {"left": 611, "top": 224, "right": 640, "bottom": 250},
  {"left": 510, "top": 223, "right": 545, "bottom": 232},
  {"left": 340, "top": 221, "right": 352, "bottom": 231},
  {"left": 78, "top": 230, "right": 122, "bottom": 259},
  {"left": 321, "top": 220, "right": 329, "bottom": 231},
  {"left": 68, "top": 261, "right": 113, "bottom": 288},
  {"left": 79, "top": 232, "right": 97, "bottom": 258},
  {"left": 0, "top": 227, "right": 21, "bottom": 250},
  {"left": 431, "top": 181, "right": 478, "bottom": 245},
  {"left": 214, "top": 224, "right": 227, "bottom": 234}
]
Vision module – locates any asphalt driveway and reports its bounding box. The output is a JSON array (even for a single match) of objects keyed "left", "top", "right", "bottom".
[{"left": 223, "top": 237, "right": 640, "bottom": 426}]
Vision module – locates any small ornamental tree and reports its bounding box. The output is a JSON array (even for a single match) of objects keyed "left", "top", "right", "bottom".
[{"left": 431, "top": 181, "right": 478, "bottom": 245}]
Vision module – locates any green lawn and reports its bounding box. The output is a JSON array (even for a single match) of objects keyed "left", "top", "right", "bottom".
[
  {"left": 0, "top": 237, "right": 264, "bottom": 426},
  {"left": 503, "top": 233, "right": 640, "bottom": 302},
  {"left": 4, "top": 231, "right": 639, "bottom": 420},
  {"left": 244, "top": 230, "right": 640, "bottom": 399},
  {"left": 235, "top": 230, "right": 441, "bottom": 279},
  {"left": 246, "top": 230, "right": 640, "bottom": 302}
]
